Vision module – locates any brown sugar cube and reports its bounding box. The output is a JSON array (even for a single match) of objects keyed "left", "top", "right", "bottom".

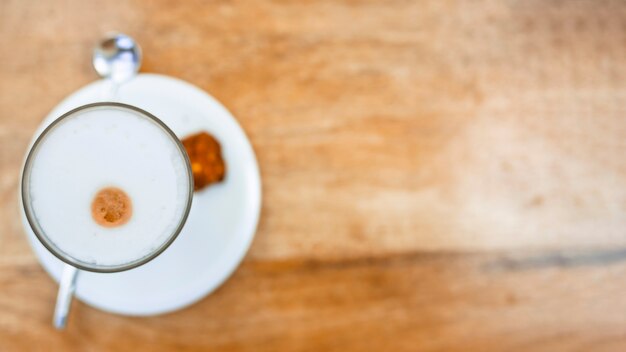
[{"left": 181, "top": 132, "right": 226, "bottom": 191}]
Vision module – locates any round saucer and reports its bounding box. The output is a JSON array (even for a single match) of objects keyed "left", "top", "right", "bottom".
[{"left": 20, "top": 74, "right": 261, "bottom": 316}]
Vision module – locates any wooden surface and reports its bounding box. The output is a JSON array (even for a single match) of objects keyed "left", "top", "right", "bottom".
[{"left": 2, "top": 0, "right": 626, "bottom": 350}]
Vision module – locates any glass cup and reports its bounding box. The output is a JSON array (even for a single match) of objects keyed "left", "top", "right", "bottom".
[{"left": 21, "top": 102, "right": 194, "bottom": 328}]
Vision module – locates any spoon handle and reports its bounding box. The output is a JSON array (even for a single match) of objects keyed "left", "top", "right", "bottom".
[
  {"left": 53, "top": 264, "right": 79, "bottom": 330},
  {"left": 99, "top": 79, "right": 119, "bottom": 101}
]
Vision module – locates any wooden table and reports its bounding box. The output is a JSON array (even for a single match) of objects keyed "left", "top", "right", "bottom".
[{"left": 1, "top": 1, "right": 626, "bottom": 350}]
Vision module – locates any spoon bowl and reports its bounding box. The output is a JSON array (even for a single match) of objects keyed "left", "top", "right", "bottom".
[{"left": 93, "top": 33, "right": 142, "bottom": 83}]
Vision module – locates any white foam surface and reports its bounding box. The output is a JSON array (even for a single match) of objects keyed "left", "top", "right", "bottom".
[{"left": 26, "top": 106, "right": 190, "bottom": 267}]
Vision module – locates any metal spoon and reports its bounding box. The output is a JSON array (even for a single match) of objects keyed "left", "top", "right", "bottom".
[
  {"left": 53, "top": 265, "right": 78, "bottom": 329},
  {"left": 93, "top": 32, "right": 142, "bottom": 99},
  {"left": 53, "top": 33, "right": 142, "bottom": 330}
]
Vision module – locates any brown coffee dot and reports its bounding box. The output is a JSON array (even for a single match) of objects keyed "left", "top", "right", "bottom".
[{"left": 91, "top": 187, "right": 132, "bottom": 227}]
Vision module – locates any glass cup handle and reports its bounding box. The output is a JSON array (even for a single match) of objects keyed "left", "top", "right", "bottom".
[{"left": 53, "top": 264, "right": 79, "bottom": 329}]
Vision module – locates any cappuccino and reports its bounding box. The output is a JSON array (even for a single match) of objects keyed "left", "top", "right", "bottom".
[{"left": 23, "top": 105, "right": 192, "bottom": 268}]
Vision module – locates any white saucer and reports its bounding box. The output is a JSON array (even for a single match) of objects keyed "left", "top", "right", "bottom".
[{"left": 21, "top": 74, "right": 262, "bottom": 316}]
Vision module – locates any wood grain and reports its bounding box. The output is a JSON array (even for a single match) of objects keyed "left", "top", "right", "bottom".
[{"left": 1, "top": 0, "right": 626, "bottom": 350}]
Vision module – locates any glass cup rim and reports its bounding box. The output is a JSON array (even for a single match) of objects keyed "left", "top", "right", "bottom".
[{"left": 21, "top": 102, "right": 194, "bottom": 273}]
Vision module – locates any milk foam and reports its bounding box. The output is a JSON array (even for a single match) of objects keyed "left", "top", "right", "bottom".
[{"left": 27, "top": 106, "right": 190, "bottom": 267}]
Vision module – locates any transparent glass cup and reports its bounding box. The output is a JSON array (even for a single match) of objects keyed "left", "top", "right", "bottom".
[{"left": 21, "top": 102, "right": 194, "bottom": 328}]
